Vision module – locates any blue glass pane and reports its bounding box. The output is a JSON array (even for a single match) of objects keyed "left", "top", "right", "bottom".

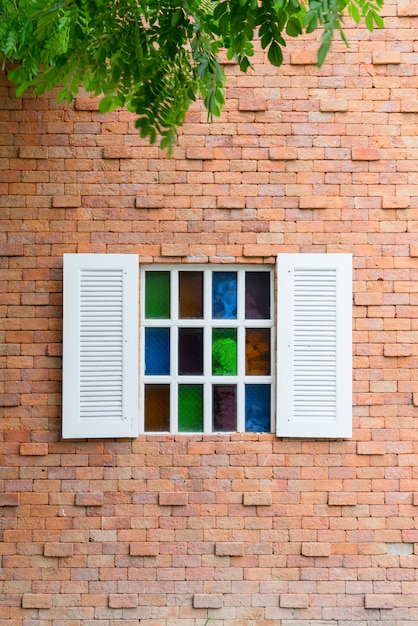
[
  {"left": 145, "top": 328, "right": 170, "bottom": 375},
  {"left": 245, "top": 385, "right": 271, "bottom": 432},
  {"left": 212, "top": 272, "right": 237, "bottom": 319}
]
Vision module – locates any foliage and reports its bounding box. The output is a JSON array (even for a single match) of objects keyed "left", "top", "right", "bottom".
[{"left": 0, "top": 0, "right": 383, "bottom": 149}]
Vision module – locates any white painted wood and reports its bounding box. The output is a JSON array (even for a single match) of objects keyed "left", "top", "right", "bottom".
[
  {"left": 277, "top": 254, "right": 352, "bottom": 438},
  {"left": 62, "top": 254, "right": 138, "bottom": 438}
]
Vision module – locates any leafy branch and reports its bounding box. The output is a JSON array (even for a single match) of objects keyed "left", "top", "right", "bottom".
[{"left": 0, "top": 0, "right": 384, "bottom": 149}]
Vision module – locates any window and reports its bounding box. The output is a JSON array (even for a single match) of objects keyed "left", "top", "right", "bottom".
[
  {"left": 62, "top": 253, "right": 352, "bottom": 440},
  {"left": 140, "top": 266, "right": 274, "bottom": 433}
]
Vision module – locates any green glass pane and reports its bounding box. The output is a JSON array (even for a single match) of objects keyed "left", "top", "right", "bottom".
[
  {"left": 145, "top": 271, "right": 170, "bottom": 318},
  {"left": 178, "top": 385, "right": 204, "bottom": 432},
  {"left": 179, "top": 272, "right": 203, "bottom": 319},
  {"left": 144, "top": 384, "right": 170, "bottom": 431},
  {"left": 212, "top": 328, "right": 237, "bottom": 375},
  {"left": 246, "top": 328, "right": 271, "bottom": 375}
]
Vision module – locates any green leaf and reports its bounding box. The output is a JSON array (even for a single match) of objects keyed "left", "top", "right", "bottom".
[
  {"left": 267, "top": 40, "right": 283, "bottom": 66},
  {"left": 99, "top": 95, "right": 119, "bottom": 113}
]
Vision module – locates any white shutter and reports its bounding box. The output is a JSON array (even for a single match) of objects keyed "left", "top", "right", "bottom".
[
  {"left": 62, "top": 254, "right": 139, "bottom": 438},
  {"left": 277, "top": 254, "right": 352, "bottom": 438}
]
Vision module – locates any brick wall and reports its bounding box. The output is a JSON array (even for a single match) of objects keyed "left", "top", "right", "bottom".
[{"left": 2, "top": 0, "right": 418, "bottom": 624}]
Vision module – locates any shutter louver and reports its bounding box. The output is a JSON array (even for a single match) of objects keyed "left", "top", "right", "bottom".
[
  {"left": 292, "top": 268, "right": 337, "bottom": 421},
  {"left": 63, "top": 255, "right": 139, "bottom": 439},
  {"left": 79, "top": 269, "right": 124, "bottom": 422},
  {"left": 277, "top": 254, "right": 352, "bottom": 438}
]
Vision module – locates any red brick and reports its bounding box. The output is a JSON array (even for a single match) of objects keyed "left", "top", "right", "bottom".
[
  {"left": 20, "top": 442, "right": 48, "bottom": 456},
  {"left": 52, "top": 195, "right": 81, "bottom": 207},
  {"left": 0, "top": 493, "right": 19, "bottom": 506},
  {"left": 21, "top": 594, "right": 52, "bottom": 608},
  {"left": 19, "top": 146, "right": 49, "bottom": 159},
  {"left": 215, "top": 542, "right": 245, "bottom": 556},
  {"left": 352, "top": 147, "right": 380, "bottom": 161},
  {"left": 159, "top": 492, "right": 188, "bottom": 506},
  {"left": 130, "top": 542, "right": 160, "bottom": 556},
  {"left": 44, "top": 542, "right": 74, "bottom": 557},
  {"left": 290, "top": 50, "right": 317, "bottom": 65}
]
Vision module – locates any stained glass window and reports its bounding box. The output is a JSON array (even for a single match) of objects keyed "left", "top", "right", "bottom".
[{"left": 141, "top": 266, "right": 273, "bottom": 433}]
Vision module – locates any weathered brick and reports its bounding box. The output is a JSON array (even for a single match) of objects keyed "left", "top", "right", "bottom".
[
  {"left": 279, "top": 594, "right": 309, "bottom": 608},
  {"left": 398, "top": 2, "right": 418, "bottom": 16},
  {"left": 365, "top": 594, "right": 395, "bottom": 609},
  {"left": 193, "top": 594, "right": 223, "bottom": 608},
  {"left": 372, "top": 52, "right": 401, "bottom": 65},
  {"left": 109, "top": 594, "right": 138, "bottom": 608},
  {"left": 243, "top": 492, "right": 272, "bottom": 506},
  {"left": 0, "top": 493, "right": 19, "bottom": 506},
  {"left": 75, "top": 492, "right": 104, "bottom": 506},
  {"left": 301, "top": 543, "right": 332, "bottom": 557},
  {"left": 215, "top": 542, "right": 245, "bottom": 556},
  {"left": 357, "top": 442, "right": 386, "bottom": 456}
]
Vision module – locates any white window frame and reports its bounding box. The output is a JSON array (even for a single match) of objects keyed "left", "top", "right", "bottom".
[{"left": 139, "top": 265, "right": 275, "bottom": 434}]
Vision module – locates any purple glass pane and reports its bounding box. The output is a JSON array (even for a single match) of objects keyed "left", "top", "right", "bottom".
[
  {"left": 245, "top": 272, "right": 271, "bottom": 319},
  {"left": 178, "top": 328, "right": 204, "bottom": 375},
  {"left": 213, "top": 385, "right": 237, "bottom": 432}
]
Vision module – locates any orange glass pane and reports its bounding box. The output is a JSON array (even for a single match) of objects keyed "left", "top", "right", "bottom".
[
  {"left": 245, "top": 328, "right": 271, "bottom": 375},
  {"left": 179, "top": 271, "right": 203, "bottom": 318}
]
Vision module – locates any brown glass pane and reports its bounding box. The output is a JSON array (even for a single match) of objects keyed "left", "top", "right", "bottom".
[
  {"left": 144, "top": 384, "right": 170, "bottom": 431},
  {"left": 245, "top": 328, "right": 271, "bottom": 375},
  {"left": 179, "top": 271, "right": 203, "bottom": 319}
]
